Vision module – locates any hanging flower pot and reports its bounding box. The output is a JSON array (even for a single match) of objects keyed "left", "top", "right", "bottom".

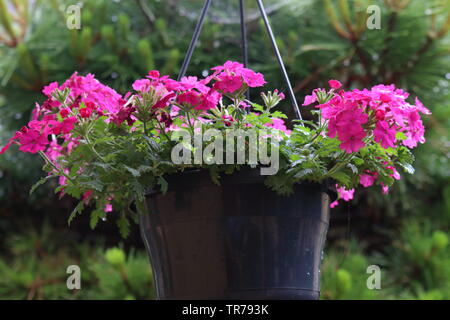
[
  {"left": 0, "top": 59, "right": 430, "bottom": 300},
  {"left": 139, "top": 169, "right": 335, "bottom": 299}
]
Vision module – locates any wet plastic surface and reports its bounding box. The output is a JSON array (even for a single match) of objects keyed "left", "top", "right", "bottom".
[{"left": 140, "top": 169, "right": 331, "bottom": 300}]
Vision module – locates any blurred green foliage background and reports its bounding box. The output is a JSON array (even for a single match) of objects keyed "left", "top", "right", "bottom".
[{"left": 0, "top": 0, "right": 449, "bottom": 299}]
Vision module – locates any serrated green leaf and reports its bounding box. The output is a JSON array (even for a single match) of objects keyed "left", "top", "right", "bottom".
[
  {"left": 29, "top": 175, "right": 54, "bottom": 195},
  {"left": 68, "top": 201, "right": 84, "bottom": 226},
  {"left": 124, "top": 165, "right": 141, "bottom": 177},
  {"left": 158, "top": 176, "right": 168, "bottom": 194},
  {"left": 90, "top": 209, "right": 104, "bottom": 229},
  {"left": 117, "top": 214, "right": 130, "bottom": 238}
]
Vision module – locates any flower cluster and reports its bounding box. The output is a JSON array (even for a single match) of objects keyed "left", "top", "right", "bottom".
[
  {"left": 304, "top": 81, "right": 429, "bottom": 153},
  {"left": 1, "top": 72, "right": 126, "bottom": 156},
  {"left": 303, "top": 80, "right": 430, "bottom": 206},
  {"left": 0, "top": 61, "right": 430, "bottom": 235}
]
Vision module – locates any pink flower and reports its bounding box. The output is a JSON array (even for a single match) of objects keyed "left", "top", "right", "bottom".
[
  {"left": 328, "top": 79, "right": 342, "bottom": 89},
  {"left": 177, "top": 90, "right": 203, "bottom": 108},
  {"left": 274, "top": 89, "right": 285, "bottom": 100},
  {"left": 104, "top": 204, "right": 113, "bottom": 213},
  {"left": 153, "top": 92, "right": 176, "bottom": 109},
  {"left": 147, "top": 70, "right": 164, "bottom": 80},
  {"left": 213, "top": 74, "right": 243, "bottom": 93},
  {"left": 360, "top": 173, "right": 376, "bottom": 187},
  {"left": 264, "top": 118, "right": 292, "bottom": 135},
  {"left": 386, "top": 165, "right": 401, "bottom": 180},
  {"left": 111, "top": 105, "right": 136, "bottom": 126},
  {"left": 79, "top": 107, "right": 93, "bottom": 118},
  {"left": 132, "top": 79, "right": 152, "bottom": 92},
  {"left": 241, "top": 68, "right": 266, "bottom": 87},
  {"left": 331, "top": 185, "right": 355, "bottom": 207},
  {"left": 60, "top": 109, "right": 70, "bottom": 118},
  {"left": 177, "top": 88, "right": 220, "bottom": 110},
  {"left": 199, "top": 90, "right": 221, "bottom": 110},
  {"left": 179, "top": 76, "right": 200, "bottom": 90},
  {"left": 222, "top": 115, "right": 235, "bottom": 126},
  {"left": 211, "top": 60, "right": 245, "bottom": 73},
  {"left": 42, "top": 82, "right": 59, "bottom": 97},
  {"left": 60, "top": 73, "right": 123, "bottom": 114},
  {"left": 211, "top": 61, "right": 266, "bottom": 93},
  {"left": 329, "top": 200, "right": 339, "bottom": 208},
  {"left": 82, "top": 190, "right": 93, "bottom": 204},
  {"left": 339, "top": 126, "right": 366, "bottom": 153},
  {"left": 337, "top": 186, "right": 354, "bottom": 201},
  {"left": 414, "top": 97, "right": 431, "bottom": 114},
  {"left": 50, "top": 117, "right": 77, "bottom": 135},
  {"left": 45, "top": 139, "right": 63, "bottom": 162},
  {"left": 375, "top": 109, "right": 385, "bottom": 121},
  {"left": 18, "top": 129, "right": 48, "bottom": 153},
  {"left": 374, "top": 120, "right": 396, "bottom": 149},
  {"left": 302, "top": 93, "right": 317, "bottom": 106}
]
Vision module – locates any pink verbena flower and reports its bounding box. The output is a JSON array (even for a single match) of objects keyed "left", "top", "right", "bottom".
[
  {"left": 104, "top": 204, "right": 113, "bottom": 213},
  {"left": 213, "top": 74, "right": 243, "bottom": 93},
  {"left": 374, "top": 120, "right": 396, "bottom": 149},
  {"left": 211, "top": 60, "right": 266, "bottom": 94},
  {"left": 264, "top": 118, "right": 292, "bottom": 135},
  {"left": 337, "top": 186, "right": 354, "bottom": 201},
  {"left": 302, "top": 93, "right": 317, "bottom": 106},
  {"left": 339, "top": 126, "right": 366, "bottom": 153},
  {"left": 360, "top": 172, "right": 377, "bottom": 187},
  {"left": 132, "top": 79, "right": 152, "bottom": 92},
  {"left": 328, "top": 79, "right": 342, "bottom": 89},
  {"left": 18, "top": 129, "right": 48, "bottom": 153},
  {"left": 330, "top": 185, "right": 355, "bottom": 208}
]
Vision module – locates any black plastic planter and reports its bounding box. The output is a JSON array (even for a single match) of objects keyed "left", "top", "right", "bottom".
[{"left": 139, "top": 169, "right": 333, "bottom": 300}]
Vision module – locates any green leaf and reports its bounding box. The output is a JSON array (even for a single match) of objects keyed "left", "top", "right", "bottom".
[
  {"left": 396, "top": 131, "right": 407, "bottom": 141},
  {"left": 251, "top": 103, "right": 264, "bottom": 112},
  {"left": 271, "top": 111, "right": 288, "bottom": 119},
  {"left": 399, "top": 163, "right": 415, "bottom": 174},
  {"left": 68, "top": 201, "right": 85, "bottom": 226},
  {"left": 29, "top": 175, "right": 54, "bottom": 195},
  {"left": 352, "top": 157, "right": 364, "bottom": 166},
  {"left": 209, "top": 168, "right": 221, "bottom": 185},
  {"left": 330, "top": 171, "right": 351, "bottom": 186},
  {"left": 398, "top": 147, "right": 415, "bottom": 165},
  {"left": 158, "top": 176, "right": 168, "bottom": 194},
  {"left": 347, "top": 163, "right": 358, "bottom": 174},
  {"left": 80, "top": 179, "right": 104, "bottom": 192},
  {"left": 90, "top": 209, "right": 104, "bottom": 229},
  {"left": 294, "top": 168, "right": 313, "bottom": 179},
  {"left": 117, "top": 214, "right": 130, "bottom": 238},
  {"left": 124, "top": 165, "right": 141, "bottom": 177}
]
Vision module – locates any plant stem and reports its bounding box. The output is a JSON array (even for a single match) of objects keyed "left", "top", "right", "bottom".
[
  {"left": 323, "top": 152, "right": 353, "bottom": 178},
  {"left": 38, "top": 151, "right": 75, "bottom": 184},
  {"left": 143, "top": 121, "right": 148, "bottom": 136},
  {"left": 84, "top": 134, "right": 106, "bottom": 162}
]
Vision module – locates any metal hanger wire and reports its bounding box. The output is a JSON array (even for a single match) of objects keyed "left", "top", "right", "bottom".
[{"left": 177, "top": 0, "right": 302, "bottom": 120}]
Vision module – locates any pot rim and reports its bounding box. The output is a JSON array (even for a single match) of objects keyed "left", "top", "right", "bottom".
[{"left": 148, "top": 167, "right": 338, "bottom": 201}]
